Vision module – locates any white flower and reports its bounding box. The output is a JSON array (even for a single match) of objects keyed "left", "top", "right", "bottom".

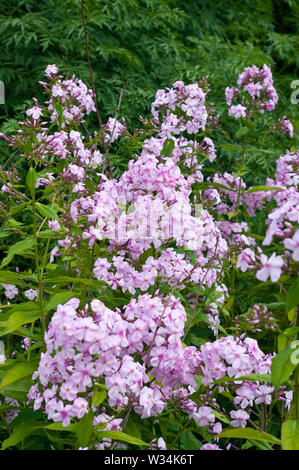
[{"left": 24, "top": 289, "right": 38, "bottom": 301}]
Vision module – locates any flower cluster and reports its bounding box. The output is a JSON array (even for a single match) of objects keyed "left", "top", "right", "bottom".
[
  {"left": 43, "top": 66, "right": 96, "bottom": 126},
  {"left": 29, "top": 296, "right": 290, "bottom": 445},
  {"left": 225, "top": 64, "right": 279, "bottom": 117},
  {"left": 246, "top": 304, "right": 277, "bottom": 331},
  {"left": 270, "top": 116, "right": 294, "bottom": 138},
  {"left": 152, "top": 81, "right": 208, "bottom": 137},
  {"left": 27, "top": 296, "right": 201, "bottom": 426},
  {"left": 104, "top": 117, "right": 126, "bottom": 143},
  {"left": 237, "top": 248, "right": 285, "bottom": 283}
]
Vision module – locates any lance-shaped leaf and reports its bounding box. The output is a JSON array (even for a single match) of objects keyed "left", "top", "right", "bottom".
[
  {"left": 215, "top": 427, "right": 281, "bottom": 446},
  {"left": 0, "top": 362, "right": 37, "bottom": 391},
  {"left": 282, "top": 418, "right": 299, "bottom": 450}
]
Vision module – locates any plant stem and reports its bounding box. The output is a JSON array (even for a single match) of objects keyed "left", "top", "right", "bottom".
[
  {"left": 169, "top": 418, "right": 190, "bottom": 449},
  {"left": 32, "top": 193, "right": 46, "bottom": 338},
  {"left": 294, "top": 307, "right": 299, "bottom": 420}
]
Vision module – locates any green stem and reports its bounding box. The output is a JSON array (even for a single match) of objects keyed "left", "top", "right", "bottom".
[
  {"left": 41, "top": 237, "right": 51, "bottom": 276},
  {"left": 168, "top": 418, "right": 190, "bottom": 449},
  {"left": 26, "top": 321, "right": 35, "bottom": 362},
  {"left": 295, "top": 367, "right": 299, "bottom": 420},
  {"left": 235, "top": 135, "right": 247, "bottom": 221},
  {"left": 294, "top": 307, "right": 299, "bottom": 420},
  {"left": 32, "top": 194, "right": 46, "bottom": 338}
]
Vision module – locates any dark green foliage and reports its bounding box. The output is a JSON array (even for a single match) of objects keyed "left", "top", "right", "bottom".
[{"left": 0, "top": 0, "right": 298, "bottom": 134}]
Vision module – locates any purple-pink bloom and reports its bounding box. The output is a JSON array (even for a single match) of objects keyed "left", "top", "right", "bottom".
[{"left": 256, "top": 252, "right": 284, "bottom": 282}]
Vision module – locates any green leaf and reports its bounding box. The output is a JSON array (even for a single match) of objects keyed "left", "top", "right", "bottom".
[
  {"left": 287, "top": 278, "right": 299, "bottom": 313},
  {"left": 243, "top": 439, "right": 272, "bottom": 450},
  {"left": 215, "top": 373, "right": 272, "bottom": 385},
  {"left": 212, "top": 410, "right": 230, "bottom": 424},
  {"left": 137, "top": 247, "right": 153, "bottom": 266},
  {"left": 288, "top": 307, "right": 296, "bottom": 322},
  {"left": 95, "top": 430, "right": 147, "bottom": 447},
  {"left": 244, "top": 185, "right": 284, "bottom": 194},
  {"left": 1, "top": 420, "right": 44, "bottom": 450},
  {"left": 192, "top": 181, "right": 237, "bottom": 193},
  {"left": 190, "top": 373, "right": 271, "bottom": 403},
  {"left": 161, "top": 138, "right": 175, "bottom": 158},
  {"left": 44, "top": 276, "right": 104, "bottom": 289},
  {"left": 76, "top": 410, "right": 94, "bottom": 448},
  {"left": 0, "top": 416, "right": 77, "bottom": 449},
  {"left": 227, "top": 210, "right": 240, "bottom": 220},
  {"left": 0, "top": 270, "right": 34, "bottom": 288},
  {"left": 0, "top": 362, "right": 37, "bottom": 391},
  {"left": 271, "top": 345, "right": 297, "bottom": 391},
  {"left": 23, "top": 140, "right": 33, "bottom": 155},
  {"left": 180, "top": 431, "right": 202, "bottom": 450},
  {"left": 36, "top": 202, "right": 58, "bottom": 220},
  {"left": 124, "top": 417, "right": 142, "bottom": 441},
  {"left": 282, "top": 418, "right": 299, "bottom": 450},
  {"left": 278, "top": 327, "right": 299, "bottom": 352},
  {"left": 44, "top": 431, "right": 75, "bottom": 447},
  {"left": 264, "top": 302, "right": 286, "bottom": 311},
  {"left": 44, "top": 292, "right": 79, "bottom": 313},
  {"left": 221, "top": 143, "right": 242, "bottom": 152},
  {"left": 26, "top": 167, "right": 38, "bottom": 197},
  {"left": 44, "top": 422, "right": 77, "bottom": 432},
  {"left": 278, "top": 334, "right": 288, "bottom": 352},
  {"left": 0, "top": 302, "right": 41, "bottom": 336},
  {"left": 0, "top": 231, "right": 13, "bottom": 240},
  {"left": 215, "top": 428, "right": 281, "bottom": 446},
  {"left": 37, "top": 230, "right": 61, "bottom": 239},
  {"left": 0, "top": 377, "right": 34, "bottom": 401},
  {"left": 1, "top": 238, "right": 36, "bottom": 268},
  {"left": 236, "top": 127, "right": 249, "bottom": 138},
  {"left": 91, "top": 390, "right": 107, "bottom": 408},
  {"left": 15, "top": 326, "right": 41, "bottom": 342},
  {"left": 0, "top": 271, "right": 35, "bottom": 282},
  {"left": 44, "top": 275, "right": 77, "bottom": 284},
  {"left": 246, "top": 233, "right": 265, "bottom": 241}
]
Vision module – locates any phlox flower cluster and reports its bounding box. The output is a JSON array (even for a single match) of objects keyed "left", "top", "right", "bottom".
[
  {"left": 263, "top": 150, "right": 299, "bottom": 247},
  {"left": 270, "top": 116, "right": 294, "bottom": 138},
  {"left": 151, "top": 81, "right": 208, "bottom": 138},
  {"left": 27, "top": 295, "right": 202, "bottom": 426},
  {"left": 139, "top": 135, "right": 214, "bottom": 180},
  {"left": 204, "top": 172, "right": 267, "bottom": 218},
  {"left": 104, "top": 117, "right": 126, "bottom": 143},
  {"left": 29, "top": 296, "right": 289, "bottom": 443},
  {"left": 237, "top": 248, "right": 285, "bottom": 283},
  {"left": 117, "top": 153, "right": 190, "bottom": 204},
  {"left": 225, "top": 64, "right": 278, "bottom": 118},
  {"left": 43, "top": 66, "right": 96, "bottom": 126},
  {"left": 198, "top": 336, "right": 291, "bottom": 421},
  {"left": 28, "top": 297, "right": 147, "bottom": 426},
  {"left": 246, "top": 304, "right": 277, "bottom": 331},
  {"left": 236, "top": 149, "right": 298, "bottom": 281},
  {"left": 200, "top": 336, "right": 272, "bottom": 385},
  {"left": 62, "top": 134, "right": 228, "bottom": 290}
]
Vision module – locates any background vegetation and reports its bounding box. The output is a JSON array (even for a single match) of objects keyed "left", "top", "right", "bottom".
[{"left": 1, "top": 0, "right": 298, "bottom": 141}]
